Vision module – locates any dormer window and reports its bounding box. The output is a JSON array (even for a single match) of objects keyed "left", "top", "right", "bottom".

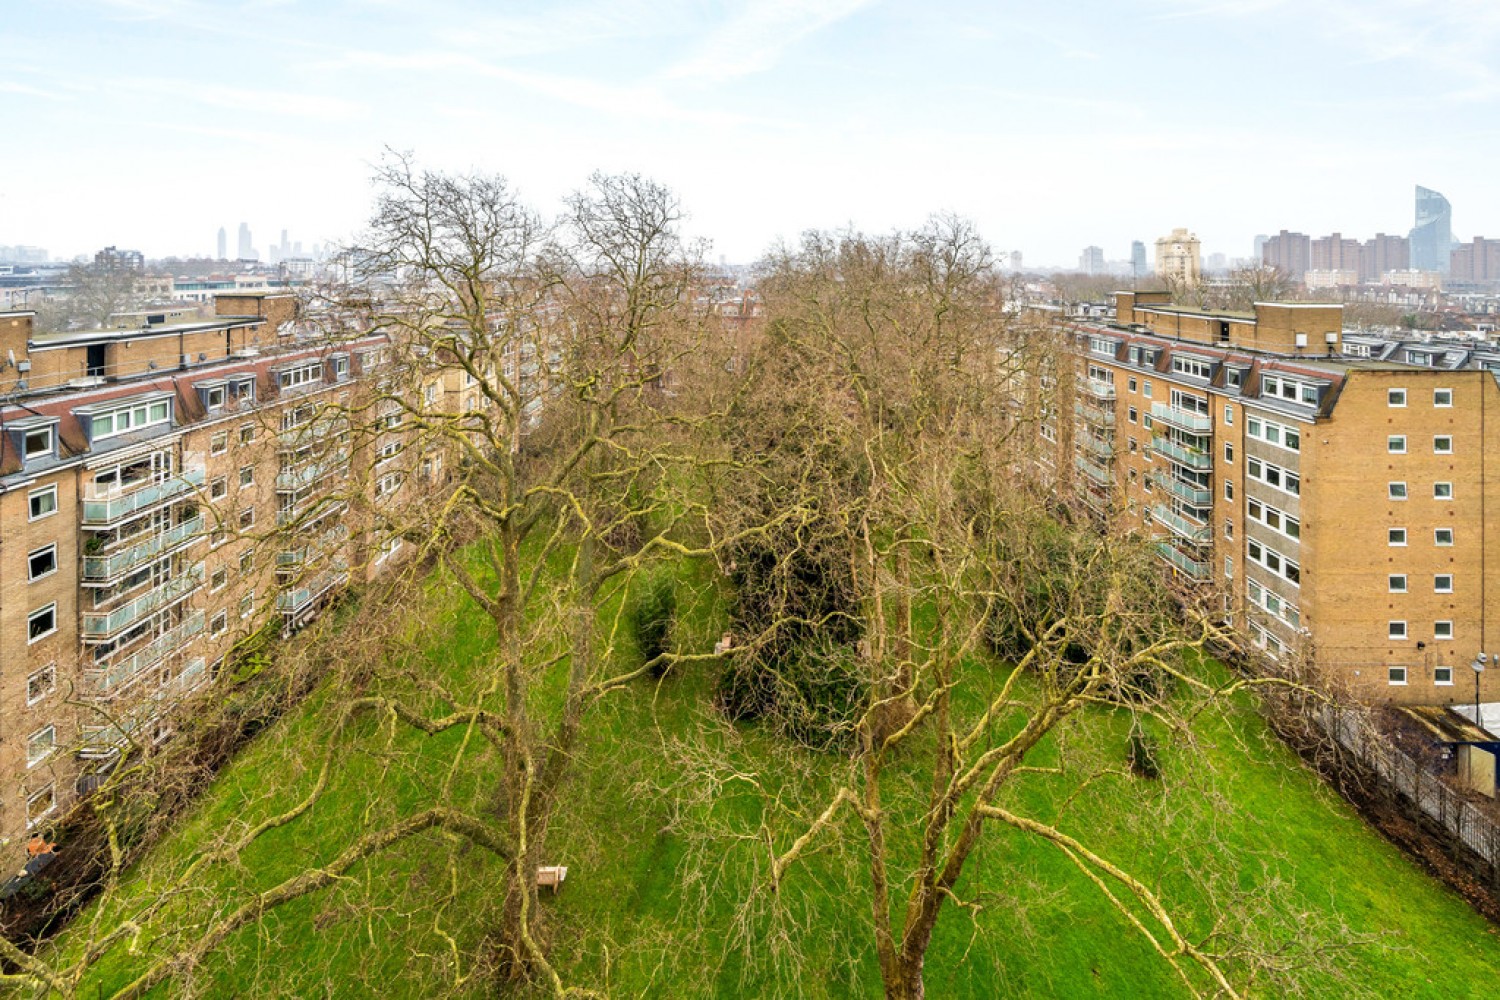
[
  {"left": 331, "top": 355, "right": 350, "bottom": 382},
  {"left": 200, "top": 382, "right": 228, "bottom": 410},
  {"left": 229, "top": 376, "right": 256, "bottom": 402},
  {"left": 24, "top": 426, "right": 53, "bottom": 459},
  {"left": 79, "top": 394, "right": 173, "bottom": 442},
  {"left": 10, "top": 417, "right": 59, "bottom": 467},
  {"left": 277, "top": 362, "right": 322, "bottom": 392}
]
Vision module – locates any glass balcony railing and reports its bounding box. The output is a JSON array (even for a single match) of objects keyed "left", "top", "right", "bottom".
[
  {"left": 82, "top": 565, "right": 203, "bottom": 638},
  {"left": 1080, "top": 379, "right": 1116, "bottom": 400},
  {"left": 1155, "top": 541, "right": 1210, "bottom": 581},
  {"left": 81, "top": 469, "right": 206, "bottom": 525},
  {"left": 1151, "top": 473, "right": 1212, "bottom": 507},
  {"left": 1151, "top": 504, "right": 1211, "bottom": 544},
  {"left": 277, "top": 568, "right": 349, "bottom": 614},
  {"left": 82, "top": 515, "right": 204, "bottom": 582},
  {"left": 1152, "top": 435, "right": 1212, "bottom": 470},
  {"left": 85, "top": 610, "right": 205, "bottom": 696},
  {"left": 1074, "top": 454, "right": 1112, "bottom": 486},
  {"left": 1079, "top": 433, "right": 1114, "bottom": 459},
  {"left": 1074, "top": 399, "right": 1115, "bottom": 426},
  {"left": 275, "top": 452, "right": 349, "bottom": 491},
  {"left": 1150, "top": 402, "right": 1212, "bottom": 434}
]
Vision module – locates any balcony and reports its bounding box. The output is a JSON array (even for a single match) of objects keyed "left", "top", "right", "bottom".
[
  {"left": 1074, "top": 454, "right": 1112, "bottom": 487},
  {"left": 277, "top": 568, "right": 349, "bottom": 614},
  {"left": 1151, "top": 504, "right": 1210, "bottom": 544},
  {"left": 1080, "top": 379, "right": 1116, "bottom": 401},
  {"left": 1155, "top": 541, "right": 1210, "bottom": 581},
  {"left": 82, "top": 469, "right": 206, "bottom": 525},
  {"left": 1150, "top": 402, "right": 1212, "bottom": 435},
  {"left": 82, "top": 565, "right": 203, "bottom": 639},
  {"left": 82, "top": 515, "right": 204, "bottom": 582},
  {"left": 84, "top": 610, "right": 205, "bottom": 697},
  {"left": 276, "top": 452, "right": 349, "bottom": 492},
  {"left": 1151, "top": 473, "right": 1212, "bottom": 508},
  {"left": 1153, "top": 435, "right": 1212, "bottom": 471},
  {"left": 276, "top": 524, "right": 350, "bottom": 567},
  {"left": 277, "top": 498, "right": 348, "bottom": 528},
  {"left": 1074, "top": 399, "right": 1115, "bottom": 427},
  {"left": 1079, "top": 433, "right": 1114, "bottom": 460}
]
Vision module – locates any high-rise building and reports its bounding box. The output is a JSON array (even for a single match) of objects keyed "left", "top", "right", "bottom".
[
  {"left": 0, "top": 294, "right": 477, "bottom": 861},
  {"left": 1131, "top": 241, "right": 1148, "bottom": 278},
  {"left": 1410, "top": 186, "right": 1453, "bottom": 273},
  {"left": 1078, "top": 246, "right": 1105, "bottom": 275},
  {"left": 1359, "top": 234, "right": 1410, "bottom": 284},
  {"left": 216, "top": 227, "right": 227, "bottom": 260},
  {"left": 1261, "top": 230, "right": 1311, "bottom": 281},
  {"left": 1450, "top": 238, "right": 1500, "bottom": 285},
  {"left": 1056, "top": 291, "right": 1500, "bottom": 706},
  {"left": 236, "top": 222, "right": 254, "bottom": 261},
  {"left": 1253, "top": 235, "right": 1268, "bottom": 261},
  {"left": 93, "top": 246, "right": 145, "bottom": 273},
  {"left": 1311, "top": 233, "right": 1361, "bottom": 273},
  {"left": 1154, "top": 228, "right": 1200, "bottom": 284}
]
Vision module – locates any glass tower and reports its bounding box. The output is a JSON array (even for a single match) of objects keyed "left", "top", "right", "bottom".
[{"left": 1410, "top": 185, "right": 1453, "bottom": 273}]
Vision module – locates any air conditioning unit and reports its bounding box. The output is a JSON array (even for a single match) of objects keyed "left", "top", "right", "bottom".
[
  {"left": 1294, "top": 333, "right": 1308, "bottom": 348},
  {"left": 1325, "top": 332, "right": 1338, "bottom": 345},
  {"left": 230, "top": 348, "right": 260, "bottom": 359}
]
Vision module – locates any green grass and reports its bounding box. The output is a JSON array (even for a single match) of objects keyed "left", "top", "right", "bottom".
[{"left": 42, "top": 560, "right": 1500, "bottom": 998}]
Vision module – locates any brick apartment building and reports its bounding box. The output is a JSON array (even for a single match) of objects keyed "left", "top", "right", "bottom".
[
  {"left": 1059, "top": 290, "right": 1500, "bottom": 705},
  {"left": 0, "top": 294, "right": 464, "bottom": 858}
]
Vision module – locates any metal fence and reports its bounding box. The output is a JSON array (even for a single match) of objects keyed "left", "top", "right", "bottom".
[{"left": 1323, "top": 707, "right": 1500, "bottom": 869}]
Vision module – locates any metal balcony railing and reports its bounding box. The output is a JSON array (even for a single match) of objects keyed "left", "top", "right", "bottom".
[
  {"left": 1151, "top": 504, "right": 1211, "bottom": 544},
  {"left": 82, "top": 565, "right": 203, "bottom": 638},
  {"left": 81, "top": 470, "right": 206, "bottom": 525},
  {"left": 85, "top": 610, "right": 205, "bottom": 696},
  {"left": 82, "top": 515, "right": 204, "bottom": 582},
  {"left": 1153, "top": 435, "right": 1212, "bottom": 471},
  {"left": 1149, "top": 402, "right": 1213, "bottom": 434}
]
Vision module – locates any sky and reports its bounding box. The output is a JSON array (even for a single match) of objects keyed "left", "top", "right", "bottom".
[{"left": 3, "top": 0, "right": 1500, "bottom": 267}]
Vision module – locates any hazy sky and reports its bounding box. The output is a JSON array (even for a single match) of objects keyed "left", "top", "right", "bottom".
[{"left": 3, "top": 0, "right": 1499, "bottom": 266}]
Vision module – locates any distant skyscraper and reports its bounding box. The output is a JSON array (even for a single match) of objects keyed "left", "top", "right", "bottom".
[
  {"left": 1252, "top": 234, "right": 1268, "bottom": 260},
  {"left": 237, "top": 222, "right": 254, "bottom": 260},
  {"left": 1130, "top": 241, "right": 1147, "bottom": 277},
  {"left": 216, "top": 227, "right": 227, "bottom": 260},
  {"left": 1078, "top": 246, "right": 1105, "bottom": 275},
  {"left": 1409, "top": 185, "right": 1453, "bottom": 273},
  {"left": 1450, "top": 237, "right": 1500, "bottom": 284},
  {"left": 1358, "top": 234, "right": 1409, "bottom": 283},
  {"left": 1154, "top": 228, "right": 1201, "bottom": 284},
  {"left": 1262, "top": 230, "right": 1311, "bottom": 280}
]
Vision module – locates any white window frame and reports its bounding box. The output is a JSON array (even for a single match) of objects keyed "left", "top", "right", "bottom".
[
  {"left": 23, "top": 426, "right": 53, "bottom": 459},
  {"left": 27, "top": 543, "right": 57, "bottom": 582},
  {"left": 28, "top": 603, "right": 57, "bottom": 643},
  {"left": 1388, "top": 482, "right": 1407, "bottom": 500},
  {"left": 1388, "top": 666, "right": 1408, "bottom": 685},
  {"left": 1435, "top": 528, "right": 1454, "bottom": 546},
  {"left": 1434, "top": 435, "right": 1453, "bottom": 455},
  {"left": 1435, "top": 481, "right": 1453, "bottom": 500},
  {"left": 1434, "top": 620, "right": 1453, "bottom": 641},
  {"left": 26, "top": 725, "right": 55, "bottom": 768},
  {"left": 1435, "top": 574, "right": 1453, "bottom": 593},
  {"left": 1388, "top": 435, "right": 1406, "bottom": 454},
  {"left": 1388, "top": 621, "right": 1407, "bottom": 640},
  {"left": 1435, "top": 665, "right": 1454, "bottom": 686},
  {"left": 1434, "top": 388, "right": 1452, "bottom": 407},
  {"left": 26, "top": 784, "right": 55, "bottom": 828},
  {"left": 26, "top": 664, "right": 56, "bottom": 705},
  {"left": 1388, "top": 575, "right": 1407, "bottom": 593},
  {"left": 29, "top": 485, "right": 58, "bottom": 521},
  {"left": 1388, "top": 527, "right": 1408, "bottom": 546},
  {"left": 1388, "top": 388, "right": 1407, "bottom": 407}
]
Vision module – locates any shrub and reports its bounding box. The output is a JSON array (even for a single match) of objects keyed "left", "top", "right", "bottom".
[{"left": 629, "top": 577, "right": 676, "bottom": 677}]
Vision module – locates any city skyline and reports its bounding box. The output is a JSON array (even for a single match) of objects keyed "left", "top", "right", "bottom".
[{"left": 3, "top": 1, "right": 1500, "bottom": 265}]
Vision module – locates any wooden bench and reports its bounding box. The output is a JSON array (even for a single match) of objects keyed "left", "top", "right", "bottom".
[{"left": 536, "top": 865, "right": 568, "bottom": 893}]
